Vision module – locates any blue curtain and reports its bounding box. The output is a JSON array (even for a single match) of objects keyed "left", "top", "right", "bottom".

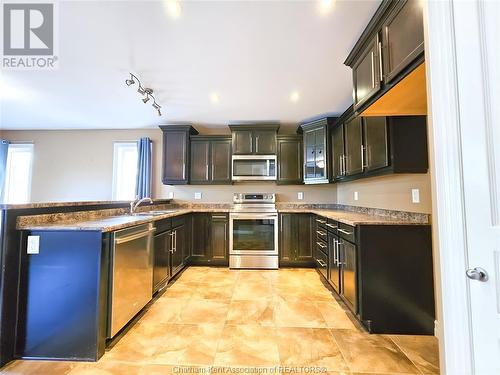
[
  {"left": 0, "top": 139, "right": 9, "bottom": 201},
  {"left": 135, "top": 137, "right": 152, "bottom": 199}
]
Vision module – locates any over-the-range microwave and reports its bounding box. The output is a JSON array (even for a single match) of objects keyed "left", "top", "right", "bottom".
[{"left": 231, "top": 155, "right": 276, "bottom": 181}]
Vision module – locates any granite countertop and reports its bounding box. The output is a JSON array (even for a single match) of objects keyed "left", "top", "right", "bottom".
[
  {"left": 0, "top": 199, "right": 172, "bottom": 210},
  {"left": 278, "top": 208, "right": 428, "bottom": 226}
]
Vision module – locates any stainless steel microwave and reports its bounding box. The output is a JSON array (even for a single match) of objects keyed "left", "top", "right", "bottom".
[{"left": 231, "top": 155, "right": 277, "bottom": 181}]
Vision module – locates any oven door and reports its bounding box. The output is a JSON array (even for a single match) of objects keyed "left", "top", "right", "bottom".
[{"left": 229, "top": 213, "right": 278, "bottom": 255}]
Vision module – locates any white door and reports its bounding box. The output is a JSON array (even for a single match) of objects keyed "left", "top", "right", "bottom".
[{"left": 426, "top": 1, "right": 500, "bottom": 374}]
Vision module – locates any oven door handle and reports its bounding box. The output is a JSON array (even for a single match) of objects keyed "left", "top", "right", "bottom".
[{"left": 230, "top": 213, "right": 278, "bottom": 220}]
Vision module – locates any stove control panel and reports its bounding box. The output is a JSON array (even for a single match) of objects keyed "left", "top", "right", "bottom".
[{"left": 233, "top": 193, "right": 275, "bottom": 204}]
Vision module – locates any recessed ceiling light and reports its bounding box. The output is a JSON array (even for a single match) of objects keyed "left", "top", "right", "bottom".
[
  {"left": 165, "top": 0, "right": 181, "bottom": 19},
  {"left": 318, "top": 0, "right": 335, "bottom": 14},
  {"left": 290, "top": 90, "right": 300, "bottom": 102},
  {"left": 210, "top": 92, "right": 220, "bottom": 104}
]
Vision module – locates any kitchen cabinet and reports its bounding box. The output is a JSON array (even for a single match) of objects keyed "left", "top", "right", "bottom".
[
  {"left": 160, "top": 124, "right": 199, "bottom": 185},
  {"left": 344, "top": 116, "right": 363, "bottom": 176},
  {"left": 299, "top": 117, "right": 337, "bottom": 184},
  {"left": 382, "top": 0, "right": 424, "bottom": 83},
  {"left": 190, "top": 136, "right": 232, "bottom": 185},
  {"left": 170, "top": 220, "right": 185, "bottom": 277},
  {"left": 330, "top": 111, "right": 428, "bottom": 182},
  {"left": 189, "top": 213, "right": 229, "bottom": 266},
  {"left": 229, "top": 123, "right": 280, "bottom": 155},
  {"left": 352, "top": 34, "right": 381, "bottom": 110},
  {"left": 183, "top": 214, "right": 192, "bottom": 262},
  {"left": 279, "top": 213, "right": 313, "bottom": 266},
  {"left": 277, "top": 135, "right": 303, "bottom": 185},
  {"left": 344, "top": 0, "right": 425, "bottom": 113},
  {"left": 153, "top": 219, "right": 172, "bottom": 292}
]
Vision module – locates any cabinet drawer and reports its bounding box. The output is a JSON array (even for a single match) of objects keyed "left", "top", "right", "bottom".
[
  {"left": 314, "top": 245, "right": 328, "bottom": 280},
  {"left": 315, "top": 216, "right": 327, "bottom": 231},
  {"left": 155, "top": 218, "right": 171, "bottom": 234},
  {"left": 316, "top": 238, "right": 328, "bottom": 256},
  {"left": 338, "top": 222, "right": 356, "bottom": 243},
  {"left": 172, "top": 216, "right": 185, "bottom": 228},
  {"left": 325, "top": 219, "right": 338, "bottom": 234},
  {"left": 316, "top": 227, "right": 327, "bottom": 243}
]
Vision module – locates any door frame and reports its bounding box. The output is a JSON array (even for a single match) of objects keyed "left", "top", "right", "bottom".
[{"left": 425, "top": 0, "right": 498, "bottom": 373}]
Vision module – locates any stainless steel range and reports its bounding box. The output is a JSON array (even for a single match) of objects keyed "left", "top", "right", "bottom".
[{"left": 229, "top": 193, "right": 278, "bottom": 269}]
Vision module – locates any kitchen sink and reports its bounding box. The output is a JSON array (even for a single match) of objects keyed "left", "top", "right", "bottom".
[{"left": 133, "top": 210, "right": 177, "bottom": 216}]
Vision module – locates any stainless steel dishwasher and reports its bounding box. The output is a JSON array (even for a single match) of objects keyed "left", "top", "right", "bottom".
[{"left": 108, "top": 223, "right": 154, "bottom": 338}]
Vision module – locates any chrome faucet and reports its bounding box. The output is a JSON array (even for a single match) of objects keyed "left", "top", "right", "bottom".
[{"left": 130, "top": 197, "right": 153, "bottom": 215}]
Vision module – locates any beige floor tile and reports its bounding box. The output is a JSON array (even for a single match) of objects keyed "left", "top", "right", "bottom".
[
  {"left": 68, "top": 362, "right": 182, "bottom": 375},
  {"left": 214, "top": 325, "right": 280, "bottom": 367},
  {"left": 191, "top": 283, "right": 235, "bottom": 300},
  {"left": 315, "top": 302, "right": 357, "bottom": 330},
  {"left": 178, "top": 299, "right": 230, "bottom": 324},
  {"left": 331, "top": 329, "right": 420, "bottom": 374},
  {"left": 226, "top": 298, "right": 275, "bottom": 326},
  {"left": 277, "top": 327, "right": 349, "bottom": 372},
  {"left": 105, "top": 322, "right": 223, "bottom": 365},
  {"left": 232, "top": 280, "right": 274, "bottom": 300},
  {"left": 139, "top": 297, "right": 189, "bottom": 324},
  {"left": 274, "top": 297, "right": 327, "bottom": 328},
  {"left": 162, "top": 281, "right": 199, "bottom": 299},
  {"left": 389, "top": 335, "right": 440, "bottom": 374},
  {"left": 0, "top": 360, "right": 78, "bottom": 375}
]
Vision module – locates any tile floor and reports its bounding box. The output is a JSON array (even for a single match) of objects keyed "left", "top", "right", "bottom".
[{"left": 1, "top": 267, "right": 440, "bottom": 375}]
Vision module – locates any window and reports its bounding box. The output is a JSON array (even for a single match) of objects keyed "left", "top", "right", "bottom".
[
  {"left": 3, "top": 143, "right": 34, "bottom": 204},
  {"left": 112, "top": 142, "right": 138, "bottom": 200}
]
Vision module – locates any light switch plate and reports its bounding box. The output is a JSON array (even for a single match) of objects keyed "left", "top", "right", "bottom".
[
  {"left": 194, "top": 192, "right": 202, "bottom": 200},
  {"left": 412, "top": 188, "right": 420, "bottom": 203},
  {"left": 297, "top": 192, "right": 304, "bottom": 200},
  {"left": 354, "top": 191, "right": 359, "bottom": 201},
  {"left": 27, "top": 235, "right": 40, "bottom": 254}
]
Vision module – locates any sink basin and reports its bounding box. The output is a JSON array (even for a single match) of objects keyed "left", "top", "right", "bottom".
[{"left": 133, "top": 210, "right": 177, "bottom": 216}]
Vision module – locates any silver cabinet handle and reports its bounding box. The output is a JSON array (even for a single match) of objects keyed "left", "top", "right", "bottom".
[
  {"left": 174, "top": 230, "right": 177, "bottom": 252},
  {"left": 361, "top": 145, "right": 367, "bottom": 169},
  {"left": 317, "top": 259, "right": 327, "bottom": 267},
  {"left": 316, "top": 241, "right": 327, "bottom": 249},
  {"left": 466, "top": 267, "right": 488, "bottom": 282},
  {"left": 370, "top": 50, "right": 375, "bottom": 88},
  {"left": 378, "top": 41, "right": 383, "bottom": 81},
  {"left": 316, "top": 230, "right": 326, "bottom": 236},
  {"left": 169, "top": 232, "right": 174, "bottom": 253},
  {"left": 335, "top": 239, "right": 340, "bottom": 266},
  {"left": 338, "top": 228, "right": 353, "bottom": 235},
  {"left": 333, "top": 238, "right": 338, "bottom": 264},
  {"left": 206, "top": 164, "right": 209, "bottom": 180},
  {"left": 326, "top": 223, "right": 337, "bottom": 229},
  {"left": 316, "top": 219, "right": 326, "bottom": 224},
  {"left": 114, "top": 228, "right": 155, "bottom": 245},
  {"left": 342, "top": 155, "right": 347, "bottom": 176}
]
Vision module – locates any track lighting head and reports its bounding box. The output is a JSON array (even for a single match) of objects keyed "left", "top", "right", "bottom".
[
  {"left": 125, "top": 78, "right": 135, "bottom": 86},
  {"left": 137, "top": 86, "right": 145, "bottom": 95},
  {"left": 142, "top": 95, "right": 150, "bottom": 103},
  {"left": 157, "top": 108, "right": 162, "bottom": 116},
  {"left": 152, "top": 101, "right": 161, "bottom": 110},
  {"left": 125, "top": 73, "right": 163, "bottom": 116}
]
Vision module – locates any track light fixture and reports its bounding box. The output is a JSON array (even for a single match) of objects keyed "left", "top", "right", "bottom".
[{"left": 124, "top": 73, "right": 163, "bottom": 116}]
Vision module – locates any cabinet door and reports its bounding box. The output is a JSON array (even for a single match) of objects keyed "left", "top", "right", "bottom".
[
  {"left": 363, "top": 117, "right": 389, "bottom": 171},
  {"left": 191, "top": 213, "right": 210, "bottom": 260},
  {"left": 163, "top": 131, "right": 188, "bottom": 184},
  {"left": 232, "top": 130, "right": 253, "bottom": 155},
  {"left": 340, "top": 240, "right": 357, "bottom": 313},
  {"left": 171, "top": 225, "right": 185, "bottom": 276},
  {"left": 314, "top": 127, "right": 326, "bottom": 179},
  {"left": 353, "top": 35, "right": 381, "bottom": 109},
  {"left": 382, "top": 0, "right": 424, "bottom": 83},
  {"left": 153, "top": 230, "right": 170, "bottom": 292},
  {"left": 331, "top": 124, "right": 345, "bottom": 179},
  {"left": 277, "top": 137, "right": 302, "bottom": 184},
  {"left": 183, "top": 215, "right": 192, "bottom": 262},
  {"left": 304, "top": 130, "right": 316, "bottom": 179},
  {"left": 190, "top": 141, "right": 210, "bottom": 183},
  {"left": 211, "top": 140, "right": 232, "bottom": 184},
  {"left": 328, "top": 233, "right": 341, "bottom": 294},
  {"left": 279, "top": 214, "right": 295, "bottom": 262},
  {"left": 297, "top": 214, "right": 312, "bottom": 261},
  {"left": 253, "top": 130, "right": 276, "bottom": 154},
  {"left": 344, "top": 117, "right": 364, "bottom": 175},
  {"left": 210, "top": 215, "right": 228, "bottom": 262}
]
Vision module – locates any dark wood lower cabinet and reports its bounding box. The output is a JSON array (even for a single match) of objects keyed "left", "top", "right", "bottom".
[
  {"left": 188, "top": 213, "right": 228, "bottom": 266},
  {"left": 171, "top": 223, "right": 185, "bottom": 277},
  {"left": 153, "top": 227, "right": 171, "bottom": 293},
  {"left": 279, "top": 213, "right": 313, "bottom": 267}
]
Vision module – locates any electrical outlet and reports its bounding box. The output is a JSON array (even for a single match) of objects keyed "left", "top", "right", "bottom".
[
  {"left": 297, "top": 192, "right": 304, "bottom": 200},
  {"left": 194, "top": 192, "right": 202, "bottom": 200},
  {"left": 167, "top": 192, "right": 174, "bottom": 199},
  {"left": 354, "top": 191, "right": 359, "bottom": 201},
  {"left": 27, "top": 236, "right": 40, "bottom": 254},
  {"left": 411, "top": 188, "right": 420, "bottom": 203}
]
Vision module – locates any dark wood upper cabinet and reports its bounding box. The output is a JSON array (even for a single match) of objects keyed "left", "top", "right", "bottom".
[
  {"left": 160, "top": 124, "right": 198, "bottom": 185},
  {"left": 352, "top": 35, "right": 381, "bottom": 110},
  {"left": 382, "top": 0, "right": 424, "bottom": 83},
  {"left": 331, "top": 123, "right": 345, "bottom": 180},
  {"left": 277, "top": 135, "right": 303, "bottom": 185},
  {"left": 299, "top": 117, "right": 336, "bottom": 184},
  {"left": 344, "top": 117, "right": 363, "bottom": 176},
  {"left": 363, "top": 117, "right": 389, "bottom": 171},
  {"left": 190, "top": 136, "right": 231, "bottom": 185},
  {"left": 229, "top": 123, "right": 279, "bottom": 155}
]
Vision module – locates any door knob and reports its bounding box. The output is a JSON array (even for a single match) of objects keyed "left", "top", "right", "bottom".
[{"left": 466, "top": 267, "right": 489, "bottom": 282}]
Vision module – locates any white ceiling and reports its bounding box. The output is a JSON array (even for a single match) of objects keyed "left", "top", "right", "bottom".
[{"left": 0, "top": 0, "right": 380, "bottom": 130}]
